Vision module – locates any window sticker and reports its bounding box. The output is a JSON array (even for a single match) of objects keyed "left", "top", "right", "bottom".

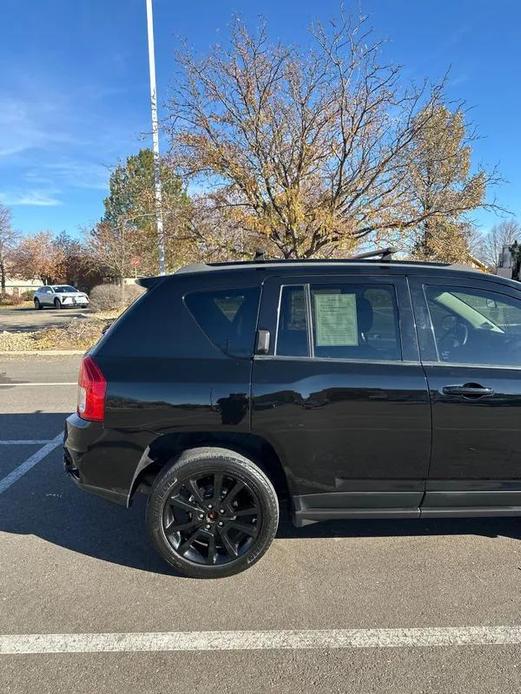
[{"left": 314, "top": 293, "right": 358, "bottom": 346}]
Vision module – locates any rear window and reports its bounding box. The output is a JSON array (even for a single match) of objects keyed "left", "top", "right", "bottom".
[{"left": 185, "top": 287, "right": 260, "bottom": 357}]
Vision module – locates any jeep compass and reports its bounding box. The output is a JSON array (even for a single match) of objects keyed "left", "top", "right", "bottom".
[{"left": 64, "top": 250, "right": 521, "bottom": 577}]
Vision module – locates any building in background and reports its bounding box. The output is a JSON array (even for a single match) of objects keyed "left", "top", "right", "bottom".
[
  {"left": 2, "top": 277, "right": 40, "bottom": 296},
  {"left": 497, "top": 243, "right": 521, "bottom": 280}
]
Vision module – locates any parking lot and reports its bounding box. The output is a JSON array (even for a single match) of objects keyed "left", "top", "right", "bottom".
[
  {"left": 0, "top": 353, "right": 521, "bottom": 692},
  {"left": 0, "top": 306, "right": 91, "bottom": 333}
]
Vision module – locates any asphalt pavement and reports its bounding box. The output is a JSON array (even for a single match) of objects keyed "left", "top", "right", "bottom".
[
  {"left": 0, "top": 306, "right": 91, "bottom": 333},
  {"left": 0, "top": 354, "right": 521, "bottom": 692}
]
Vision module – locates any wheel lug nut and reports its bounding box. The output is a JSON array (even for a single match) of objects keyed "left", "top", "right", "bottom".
[
  {"left": 207, "top": 504, "right": 213, "bottom": 509},
  {"left": 219, "top": 508, "right": 225, "bottom": 514},
  {"left": 218, "top": 521, "right": 224, "bottom": 527},
  {"left": 205, "top": 524, "right": 210, "bottom": 529},
  {"left": 198, "top": 514, "right": 204, "bottom": 520}
]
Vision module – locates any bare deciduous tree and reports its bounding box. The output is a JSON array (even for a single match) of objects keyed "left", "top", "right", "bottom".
[
  {"left": 480, "top": 219, "right": 520, "bottom": 271},
  {"left": 0, "top": 203, "right": 19, "bottom": 292},
  {"left": 167, "top": 15, "right": 498, "bottom": 259}
]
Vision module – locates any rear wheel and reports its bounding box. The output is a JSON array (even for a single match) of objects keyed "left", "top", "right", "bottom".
[
  {"left": 34, "top": 298, "right": 42, "bottom": 310},
  {"left": 146, "top": 447, "right": 279, "bottom": 578},
  {"left": 54, "top": 298, "right": 62, "bottom": 309}
]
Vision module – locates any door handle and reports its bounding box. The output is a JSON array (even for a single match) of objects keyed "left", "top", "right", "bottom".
[{"left": 442, "top": 383, "right": 495, "bottom": 398}]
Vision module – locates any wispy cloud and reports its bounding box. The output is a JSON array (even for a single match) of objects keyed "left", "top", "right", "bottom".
[
  {"left": 0, "top": 189, "right": 62, "bottom": 207},
  {"left": 42, "top": 159, "right": 109, "bottom": 191},
  {"left": 0, "top": 95, "right": 77, "bottom": 158}
]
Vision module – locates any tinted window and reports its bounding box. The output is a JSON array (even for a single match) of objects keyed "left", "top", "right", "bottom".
[
  {"left": 310, "top": 284, "right": 401, "bottom": 360},
  {"left": 425, "top": 285, "right": 521, "bottom": 366},
  {"left": 276, "top": 282, "right": 401, "bottom": 361},
  {"left": 277, "top": 286, "right": 309, "bottom": 356},
  {"left": 185, "top": 287, "right": 260, "bottom": 357}
]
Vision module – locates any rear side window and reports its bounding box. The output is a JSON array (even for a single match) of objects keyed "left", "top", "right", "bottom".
[
  {"left": 276, "top": 282, "right": 401, "bottom": 361},
  {"left": 185, "top": 287, "right": 260, "bottom": 357}
]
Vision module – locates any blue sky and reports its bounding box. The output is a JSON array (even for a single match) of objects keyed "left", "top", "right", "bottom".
[{"left": 1, "top": 0, "right": 519, "bottom": 237}]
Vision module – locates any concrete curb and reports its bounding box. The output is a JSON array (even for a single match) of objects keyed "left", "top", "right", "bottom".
[{"left": 0, "top": 350, "right": 85, "bottom": 356}]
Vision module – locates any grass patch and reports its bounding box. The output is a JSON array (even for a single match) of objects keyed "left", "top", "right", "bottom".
[{"left": 0, "top": 300, "right": 34, "bottom": 310}]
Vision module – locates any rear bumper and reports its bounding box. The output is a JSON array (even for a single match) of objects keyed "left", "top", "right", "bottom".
[{"left": 63, "top": 413, "right": 144, "bottom": 506}]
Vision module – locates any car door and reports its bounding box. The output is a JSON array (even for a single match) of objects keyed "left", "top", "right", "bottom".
[
  {"left": 251, "top": 273, "right": 431, "bottom": 524},
  {"left": 41, "top": 287, "right": 52, "bottom": 305},
  {"left": 410, "top": 275, "right": 521, "bottom": 514}
]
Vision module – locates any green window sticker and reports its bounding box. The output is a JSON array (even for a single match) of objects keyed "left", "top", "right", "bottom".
[{"left": 314, "top": 293, "right": 358, "bottom": 346}]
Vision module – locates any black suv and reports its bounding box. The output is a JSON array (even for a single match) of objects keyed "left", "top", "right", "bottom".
[{"left": 64, "top": 253, "right": 521, "bottom": 577}]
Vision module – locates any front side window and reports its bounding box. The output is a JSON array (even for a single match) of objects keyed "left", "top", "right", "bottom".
[
  {"left": 276, "top": 282, "right": 401, "bottom": 361},
  {"left": 185, "top": 287, "right": 260, "bottom": 357},
  {"left": 425, "top": 285, "right": 521, "bottom": 366}
]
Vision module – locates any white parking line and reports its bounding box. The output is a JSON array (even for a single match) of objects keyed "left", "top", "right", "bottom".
[
  {"left": 0, "top": 434, "right": 62, "bottom": 495},
  {"left": 0, "top": 440, "right": 53, "bottom": 445},
  {"left": 0, "top": 382, "right": 76, "bottom": 387},
  {"left": 1, "top": 626, "right": 521, "bottom": 654}
]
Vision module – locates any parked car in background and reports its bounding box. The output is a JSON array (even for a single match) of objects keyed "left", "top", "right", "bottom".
[{"left": 34, "top": 285, "right": 89, "bottom": 310}]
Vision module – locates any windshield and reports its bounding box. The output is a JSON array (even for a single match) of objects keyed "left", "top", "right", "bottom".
[{"left": 53, "top": 285, "right": 78, "bottom": 293}]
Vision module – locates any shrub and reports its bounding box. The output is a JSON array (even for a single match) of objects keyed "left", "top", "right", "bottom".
[
  {"left": 89, "top": 283, "right": 144, "bottom": 312},
  {"left": 0, "top": 292, "right": 24, "bottom": 306},
  {"left": 21, "top": 290, "right": 36, "bottom": 301},
  {"left": 35, "top": 317, "right": 110, "bottom": 349}
]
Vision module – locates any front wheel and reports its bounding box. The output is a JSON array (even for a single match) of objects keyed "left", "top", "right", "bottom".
[
  {"left": 54, "top": 298, "right": 62, "bottom": 309},
  {"left": 146, "top": 447, "right": 279, "bottom": 578}
]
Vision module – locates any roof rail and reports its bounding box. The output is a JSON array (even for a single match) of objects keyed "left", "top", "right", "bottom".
[{"left": 349, "top": 247, "right": 397, "bottom": 262}]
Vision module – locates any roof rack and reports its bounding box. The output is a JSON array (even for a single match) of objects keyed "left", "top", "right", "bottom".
[{"left": 349, "top": 247, "right": 396, "bottom": 262}]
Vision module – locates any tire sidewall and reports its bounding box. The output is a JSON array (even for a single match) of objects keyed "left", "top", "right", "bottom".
[{"left": 146, "top": 452, "right": 279, "bottom": 578}]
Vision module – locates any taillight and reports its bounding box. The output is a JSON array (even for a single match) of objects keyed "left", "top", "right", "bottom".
[{"left": 77, "top": 355, "right": 106, "bottom": 422}]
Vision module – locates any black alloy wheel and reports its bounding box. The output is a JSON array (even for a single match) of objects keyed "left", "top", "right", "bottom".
[
  {"left": 146, "top": 448, "right": 279, "bottom": 578},
  {"left": 164, "top": 471, "right": 260, "bottom": 565}
]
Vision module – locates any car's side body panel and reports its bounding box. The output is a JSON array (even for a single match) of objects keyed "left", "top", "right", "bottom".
[
  {"left": 250, "top": 273, "right": 432, "bottom": 524},
  {"left": 409, "top": 274, "right": 521, "bottom": 513},
  {"left": 63, "top": 262, "right": 521, "bottom": 524}
]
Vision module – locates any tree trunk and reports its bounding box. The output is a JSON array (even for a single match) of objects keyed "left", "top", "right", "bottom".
[{"left": 0, "top": 260, "right": 5, "bottom": 293}]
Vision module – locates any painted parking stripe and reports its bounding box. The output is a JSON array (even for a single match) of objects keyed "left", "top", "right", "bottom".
[
  {"left": 0, "top": 382, "right": 76, "bottom": 387},
  {"left": 1, "top": 626, "right": 521, "bottom": 655},
  {"left": 0, "top": 434, "right": 62, "bottom": 495},
  {"left": 0, "top": 440, "right": 53, "bottom": 445}
]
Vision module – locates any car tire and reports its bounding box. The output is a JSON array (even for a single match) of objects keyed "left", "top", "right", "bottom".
[
  {"left": 146, "top": 447, "right": 279, "bottom": 578},
  {"left": 54, "top": 298, "right": 62, "bottom": 309},
  {"left": 34, "top": 298, "right": 42, "bottom": 310}
]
